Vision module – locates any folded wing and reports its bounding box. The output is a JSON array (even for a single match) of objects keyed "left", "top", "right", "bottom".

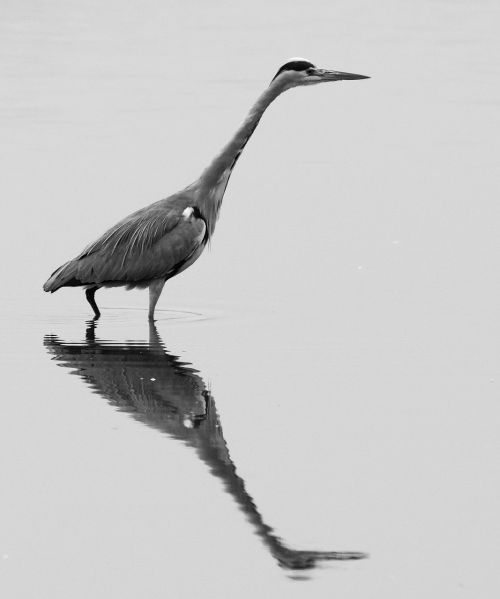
[{"left": 44, "top": 197, "right": 207, "bottom": 291}]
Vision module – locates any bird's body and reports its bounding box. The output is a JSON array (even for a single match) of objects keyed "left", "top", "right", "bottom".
[{"left": 44, "top": 59, "right": 369, "bottom": 320}]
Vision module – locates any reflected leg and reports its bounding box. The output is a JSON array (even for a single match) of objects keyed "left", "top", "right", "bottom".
[
  {"left": 85, "top": 286, "right": 101, "bottom": 318},
  {"left": 148, "top": 279, "right": 166, "bottom": 321}
]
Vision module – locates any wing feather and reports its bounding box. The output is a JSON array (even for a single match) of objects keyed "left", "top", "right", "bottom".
[
  {"left": 78, "top": 198, "right": 180, "bottom": 260},
  {"left": 67, "top": 195, "right": 207, "bottom": 286}
]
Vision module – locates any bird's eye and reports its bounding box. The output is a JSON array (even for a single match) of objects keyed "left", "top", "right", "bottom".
[{"left": 306, "top": 67, "right": 315, "bottom": 75}]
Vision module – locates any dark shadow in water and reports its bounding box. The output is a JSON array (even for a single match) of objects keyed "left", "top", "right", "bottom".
[{"left": 44, "top": 321, "right": 367, "bottom": 573}]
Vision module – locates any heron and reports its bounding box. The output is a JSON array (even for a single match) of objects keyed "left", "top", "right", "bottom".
[{"left": 43, "top": 58, "right": 369, "bottom": 320}]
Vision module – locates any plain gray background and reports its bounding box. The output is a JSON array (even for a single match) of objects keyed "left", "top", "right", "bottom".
[{"left": 1, "top": 0, "right": 499, "bottom": 597}]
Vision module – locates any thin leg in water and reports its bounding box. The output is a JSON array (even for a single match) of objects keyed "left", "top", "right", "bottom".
[
  {"left": 85, "top": 286, "right": 101, "bottom": 318},
  {"left": 148, "top": 279, "right": 166, "bottom": 321}
]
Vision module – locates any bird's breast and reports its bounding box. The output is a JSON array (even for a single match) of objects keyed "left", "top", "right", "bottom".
[
  {"left": 195, "top": 168, "right": 232, "bottom": 238},
  {"left": 182, "top": 206, "right": 208, "bottom": 245}
]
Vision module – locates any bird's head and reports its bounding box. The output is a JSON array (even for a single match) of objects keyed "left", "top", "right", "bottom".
[{"left": 271, "top": 58, "right": 369, "bottom": 89}]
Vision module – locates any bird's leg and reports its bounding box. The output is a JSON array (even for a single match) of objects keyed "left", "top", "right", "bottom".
[
  {"left": 85, "top": 286, "right": 101, "bottom": 318},
  {"left": 148, "top": 279, "right": 166, "bottom": 321}
]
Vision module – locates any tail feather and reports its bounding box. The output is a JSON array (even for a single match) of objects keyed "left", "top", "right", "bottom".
[{"left": 43, "top": 261, "right": 80, "bottom": 292}]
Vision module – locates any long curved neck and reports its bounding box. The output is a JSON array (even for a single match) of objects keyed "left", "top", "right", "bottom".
[{"left": 195, "top": 79, "right": 288, "bottom": 236}]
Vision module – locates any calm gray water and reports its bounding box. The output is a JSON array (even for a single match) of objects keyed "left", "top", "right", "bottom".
[{"left": 1, "top": 1, "right": 499, "bottom": 597}]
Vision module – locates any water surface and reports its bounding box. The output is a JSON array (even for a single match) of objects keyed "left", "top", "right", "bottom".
[{"left": 1, "top": 1, "right": 500, "bottom": 597}]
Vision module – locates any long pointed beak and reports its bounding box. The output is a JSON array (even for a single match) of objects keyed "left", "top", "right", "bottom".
[{"left": 315, "top": 69, "right": 370, "bottom": 81}]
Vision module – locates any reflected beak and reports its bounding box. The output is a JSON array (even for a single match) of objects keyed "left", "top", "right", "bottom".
[{"left": 314, "top": 69, "right": 370, "bottom": 81}]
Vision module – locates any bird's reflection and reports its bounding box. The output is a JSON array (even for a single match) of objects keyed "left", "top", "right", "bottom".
[{"left": 44, "top": 321, "right": 367, "bottom": 572}]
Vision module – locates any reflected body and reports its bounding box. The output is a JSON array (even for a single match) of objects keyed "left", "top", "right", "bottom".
[
  {"left": 44, "top": 322, "right": 367, "bottom": 571},
  {"left": 43, "top": 59, "right": 368, "bottom": 320}
]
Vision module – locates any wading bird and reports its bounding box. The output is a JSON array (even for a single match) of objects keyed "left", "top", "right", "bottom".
[{"left": 43, "top": 59, "right": 369, "bottom": 320}]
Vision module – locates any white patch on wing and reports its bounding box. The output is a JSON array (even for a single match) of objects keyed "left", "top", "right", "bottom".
[{"left": 181, "top": 206, "right": 206, "bottom": 244}]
